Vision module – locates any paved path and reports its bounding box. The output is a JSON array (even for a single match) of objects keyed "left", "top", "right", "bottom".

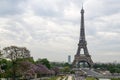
[
  {"left": 56, "top": 74, "right": 85, "bottom": 80},
  {"left": 62, "top": 76, "right": 67, "bottom": 80},
  {"left": 68, "top": 75, "right": 73, "bottom": 80},
  {"left": 75, "top": 76, "right": 85, "bottom": 80},
  {"left": 56, "top": 77, "right": 61, "bottom": 80},
  {"left": 57, "top": 76, "right": 67, "bottom": 80}
]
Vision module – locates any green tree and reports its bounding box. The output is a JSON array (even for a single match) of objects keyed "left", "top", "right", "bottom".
[
  {"left": 63, "top": 62, "right": 71, "bottom": 67},
  {"left": 36, "top": 58, "right": 51, "bottom": 69},
  {"left": 93, "top": 63, "right": 120, "bottom": 73},
  {"left": 1, "top": 46, "right": 32, "bottom": 79},
  {"left": 62, "top": 66, "right": 70, "bottom": 73},
  {"left": 0, "top": 59, "right": 12, "bottom": 78}
]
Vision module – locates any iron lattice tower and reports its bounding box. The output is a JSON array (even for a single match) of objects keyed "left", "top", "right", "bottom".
[{"left": 72, "top": 7, "right": 93, "bottom": 68}]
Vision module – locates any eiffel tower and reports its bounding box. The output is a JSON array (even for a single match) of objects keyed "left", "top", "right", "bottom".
[{"left": 72, "top": 7, "right": 93, "bottom": 68}]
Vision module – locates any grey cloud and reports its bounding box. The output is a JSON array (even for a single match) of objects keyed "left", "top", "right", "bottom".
[
  {"left": 84, "top": 0, "right": 120, "bottom": 20},
  {"left": 30, "top": 0, "right": 66, "bottom": 17},
  {"left": 0, "top": 0, "right": 27, "bottom": 17},
  {"left": 0, "top": 0, "right": 120, "bottom": 62},
  {"left": 0, "top": 19, "right": 33, "bottom": 45},
  {"left": 30, "top": 0, "right": 83, "bottom": 23}
]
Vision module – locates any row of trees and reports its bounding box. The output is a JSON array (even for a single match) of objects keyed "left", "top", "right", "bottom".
[
  {"left": 0, "top": 46, "right": 60, "bottom": 79},
  {"left": 94, "top": 63, "right": 120, "bottom": 73},
  {"left": 0, "top": 45, "right": 75, "bottom": 79},
  {"left": 2, "top": 46, "right": 120, "bottom": 79},
  {"left": 0, "top": 58, "right": 60, "bottom": 79}
]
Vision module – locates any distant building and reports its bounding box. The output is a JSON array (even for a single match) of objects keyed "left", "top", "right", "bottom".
[{"left": 68, "top": 55, "right": 71, "bottom": 64}]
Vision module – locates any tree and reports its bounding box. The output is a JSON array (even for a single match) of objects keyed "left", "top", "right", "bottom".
[
  {"left": 93, "top": 63, "right": 120, "bottom": 73},
  {"left": 36, "top": 63, "right": 49, "bottom": 74},
  {"left": 0, "top": 49, "right": 4, "bottom": 73},
  {"left": 62, "top": 66, "right": 70, "bottom": 73},
  {"left": 1, "top": 46, "right": 31, "bottom": 80},
  {"left": 36, "top": 58, "right": 51, "bottom": 69},
  {"left": 3, "top": 46, "right": 31, "bottom": 60},
  {"left": 17, "top": 61, "right": 37, "bottom": 79},
  {"left": 63, "top": 62, "right": 71, "bottom": 67},
  {"left": 0, "top": 59, "right": 12, "bottom": 78},
  {"left": 52, "top": 67, "right": 59, "bottom": 75}
]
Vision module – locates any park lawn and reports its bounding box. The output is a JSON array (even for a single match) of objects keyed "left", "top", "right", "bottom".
[
  {"left": 48, "top": 76, "right": 59, "bottom": 80},
  {"left": 86, "top": 77, "right": 97, "bottom": 80},
  {"left": 48, "top": 75, "right": 69, "bottom": 80},
  {"left": 111, "top": 78, "right": 120, "bottom": 80}
]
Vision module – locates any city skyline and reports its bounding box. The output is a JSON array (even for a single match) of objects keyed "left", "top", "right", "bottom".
[{"left": 0, "top": 0, "right": 120, "bottom": 62}]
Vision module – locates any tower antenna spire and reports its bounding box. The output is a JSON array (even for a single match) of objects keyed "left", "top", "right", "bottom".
[{"left": 82, "top": 3, "right": 83, "bottom": 9}]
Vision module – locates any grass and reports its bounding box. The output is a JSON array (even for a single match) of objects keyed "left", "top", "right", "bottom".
[
  {"left": 72, "top": 76, "right": 75, "bottom": 80},
  {"left": 86, "top": 77, "right": 97, "bottom": 80},
  {"left": 60, "top": 76, "right": 65, "bottom": 80},
  {"left": 65, "top": 76, "right": 68, "bottom": 80},
  {"left": 111, "top": 78, "right": 120, "bottom": 80},
  {"left": 48, "top": 76, "right": 59, "bottom": 80}
]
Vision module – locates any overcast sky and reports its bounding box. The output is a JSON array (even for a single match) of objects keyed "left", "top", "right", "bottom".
[{"left": 0, "top": 0, "right": 120, "bottom": 63}]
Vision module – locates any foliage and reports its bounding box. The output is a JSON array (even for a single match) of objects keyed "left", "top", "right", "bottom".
[
  {"left": 63, "top": 62, "right": 71, "bottom": 67},
  {"left": 51, "top": 62, "right": 72, "bottom": 74},
  {"left": 62, "top": 66, "right": 70, "bottom": 73},
  {"left": 70, "top": 70, "right": 75, "bottom": 74},
  {"left": 35, "top": 63, "right": 49, "bottom": 74},
  {"left": 36, "top": 58, "right": 51, "bottom": 69},
  {"left": 86, "top": 77, "right": 96, "bottom": 80},
  {"left": 48, "top": 76, "right": 59, "bottom": 80},
  {"left": 2, "top": 46, "right": 31, "bottom": 60},
  {"left": 111, "top": 78, "right": 120, "bottom": 80},
  {"left": 52, "top": 67, "right": 60, "bottom": 75},
  {"left": 51, "top": 62, "right": 65, "bottom": 67},
  {"left": 93, "top": 63, "right": 120, "bottom": 73},
  {"left": 16, "top": 57, "right": 34, "bottom": 63},
  {"left": 0, "top": 59, "right": 12, "bottom": 77},
  {"left": 0, "top": 59, "right": 11, "bottom": 70},
  {"left": 0, "top": 46, "right": 57, "bottom": 79},
  {"left": 0, "top": 58, "right": 55, "bottom": 78}
]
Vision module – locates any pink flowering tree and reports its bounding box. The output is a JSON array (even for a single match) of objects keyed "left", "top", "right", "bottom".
[
  {"left": 17, "top": 61, "right": 54, "bottom": 78},
  {"left": 35, "top": 63, "right": 50, "bottom": 77},
  {"left": 17, "top": 61, "right": 37, "bottom": 79}
]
